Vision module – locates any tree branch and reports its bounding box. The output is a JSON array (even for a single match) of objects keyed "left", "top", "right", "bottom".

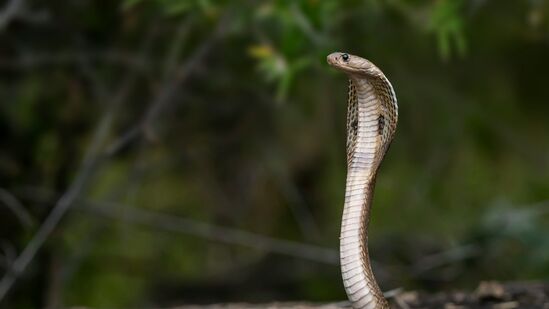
[
  {"left": 83, "top": 200, "right": 339, "bottom": 265},
  {"left": 105, "top": 11, "right": 231, "bottom": 155},
  {"left": 15, "top": 187, "right": 339, "bottom": 265},
  {"left": 0, "top": 51, "right": 141, "bottom": 303}
]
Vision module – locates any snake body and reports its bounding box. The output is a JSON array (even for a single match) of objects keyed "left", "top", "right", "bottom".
[{"left": 327, "top": 52, "right": 398, "bottom": 309}]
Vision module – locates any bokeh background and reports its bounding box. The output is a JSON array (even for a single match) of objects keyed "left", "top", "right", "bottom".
[{"left": 1, "top": 0, "right": 549, "bottom": 308}]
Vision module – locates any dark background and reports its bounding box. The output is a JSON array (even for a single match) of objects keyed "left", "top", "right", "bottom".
[{"left": 1, "top": 0, "right": 548, "bottom": 308}]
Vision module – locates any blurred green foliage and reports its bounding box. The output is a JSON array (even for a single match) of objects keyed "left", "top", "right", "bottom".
[{"left": 1, "top": 0, "right": 549, "bottom": 308}]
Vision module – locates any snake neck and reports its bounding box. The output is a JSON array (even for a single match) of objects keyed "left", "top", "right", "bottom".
[{"left": 340, "top": 76, "right": 397, "bottom": 309}]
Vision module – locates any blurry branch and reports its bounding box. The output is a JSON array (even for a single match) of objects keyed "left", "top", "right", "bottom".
[
  {"left": 105, "top": 12, "right": 231, "bottom": 156},
  {"left": 142, "top": 12, "right": 231, "bottom": 127},
  {"left": 411, "top": 244, "right": 480, "bottom": 275},
  {"left": 0, "top": 12, "right": 232, "bottom": 301},
  {"left": 0, "top": 19, "right": 167, "bottom": 300},
  {"left": 15, "top": 188, "right": 339, "bottom": 265},
  {"left": 0, "top": 83, "right": 125, "bottom": 301},
  {"left": 0, "top": 188, "right": 34, "bottom": 228},
  {"left": 85, "top": 201, "right": 339, "bottom": 265},
  {"left": 265, "top": 150, "right": 321, "bottom": 241},
  {"left": 62, "top": 154, "right": 151, "bottom": 284},
  {"left": 0, "top": 37, "right": 147, "bottom": 301},
  {"left": 162, "top": 17, "right": 194, "bottom": 77},
  {"left": 104, "top": 126, "right": 141, "bottom": 156},
  {"left": 411, "top": 199, "right": 549, "bottom": 277},
  {"left": 0, "top": 50, "right": 150, "bottom": 72}
]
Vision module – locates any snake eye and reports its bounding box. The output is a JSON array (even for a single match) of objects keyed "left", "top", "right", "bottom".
[{"left": 341, "top": 53, "right": 349, "bottom": 62}]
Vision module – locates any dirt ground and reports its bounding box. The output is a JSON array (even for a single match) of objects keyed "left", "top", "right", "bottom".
[{"left": 172, "top": 282, "right": 549, "bottom": 309}]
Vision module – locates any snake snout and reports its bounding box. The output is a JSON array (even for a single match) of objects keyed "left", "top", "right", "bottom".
[{"left": 327, "top": 52, "right": 342, "bottom": 66}]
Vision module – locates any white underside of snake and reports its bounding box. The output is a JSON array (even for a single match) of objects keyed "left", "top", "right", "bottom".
[{"left": 327, "top": 52, "right": 398, "bottom": 309}]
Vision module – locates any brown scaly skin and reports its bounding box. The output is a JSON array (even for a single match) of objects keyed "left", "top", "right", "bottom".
[{"left": 327, "top": 52, "right": 398, "bottom": 309}]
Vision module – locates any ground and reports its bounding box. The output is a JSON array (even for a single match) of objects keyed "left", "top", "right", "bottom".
[{"left": 168, "top": 282, "right": 549, "bottom": 309}]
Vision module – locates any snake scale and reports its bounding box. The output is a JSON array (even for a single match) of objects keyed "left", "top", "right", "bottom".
[{"left": 327, "top": 52, "right": 398, "bottom": 309}]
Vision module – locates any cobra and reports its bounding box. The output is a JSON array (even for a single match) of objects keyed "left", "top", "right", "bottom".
[{"left": 327, "top": 52, "right": 398, "bottom": 309}]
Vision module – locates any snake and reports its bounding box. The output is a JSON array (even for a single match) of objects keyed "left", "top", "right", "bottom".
[{"left": 327, "top": 52, "right": 398, "bottom": 309}]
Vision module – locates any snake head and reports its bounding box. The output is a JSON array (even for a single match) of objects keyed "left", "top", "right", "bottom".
[{"left": 327, "top": 52, "right": 379, "bottom": 77}]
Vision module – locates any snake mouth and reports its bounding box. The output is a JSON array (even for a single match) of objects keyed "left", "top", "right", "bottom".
[{"left": 326, "top": 52, "right": 346, "bottom": 67}]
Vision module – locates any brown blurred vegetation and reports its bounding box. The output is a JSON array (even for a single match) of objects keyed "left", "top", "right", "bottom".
[{"left": 0, "top": 0, "right": 548, "bottom": 308}]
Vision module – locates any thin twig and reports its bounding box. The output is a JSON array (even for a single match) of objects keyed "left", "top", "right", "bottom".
[
  {"left": 143, "top": 11, "right": 231, "bottom": 126},
  {"left": 411, "top": 244, "right": 480, "bottom": 275},
  {"left": 162, "top": 17, "right": 194, "bottom": 78},
  {"left": 0, "top": 20, "right": 163, "bottom": 300},
  {"left": 0, "top": 14, "right": 231, "bottom": 300},
  {"left": 15, "top": 188, "right": 339, "bottom": 265},
  {"left": 265, "top": 149, "right": 321, "bottom": 241},
  {"left": 106, "top": 11, "right": 231, "bottom": 154},
  {"left": 0, "top": 57, "right": 136, "bottom": 304},
  {"left": 0, "top": 50, "right": 150, "bottom": 72},
  {"left": 60, "top": 159, "right": 149, "bottom": 284},
  {"left": 81, "top": 200, "right": 340, "bottom": 265},
  {"left": 0, "top": 98, "right": 119, "bottom": 301}
]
